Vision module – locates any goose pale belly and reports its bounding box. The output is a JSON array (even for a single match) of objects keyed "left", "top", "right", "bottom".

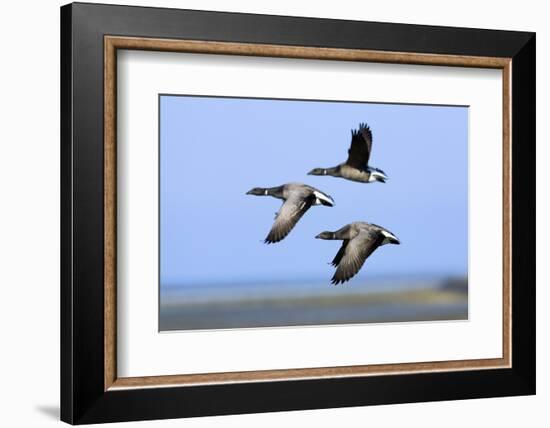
[{"left": 339, "top": 165, "right": 370, "bottom": 183}]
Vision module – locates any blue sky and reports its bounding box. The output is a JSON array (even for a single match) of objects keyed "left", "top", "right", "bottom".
[{"left": 160, "top": 95, "right": 468, "bottom": 287}]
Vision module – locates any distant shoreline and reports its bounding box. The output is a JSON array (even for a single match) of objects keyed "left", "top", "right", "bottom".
[
  {"left": 161, "top": 276, "right": 467, "bottom": 305},
  {"left": 160, "top": 285, "right": 468, "bottom": 331}
]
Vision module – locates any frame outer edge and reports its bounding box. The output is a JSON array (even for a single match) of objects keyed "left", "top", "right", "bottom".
[
  {"left": 510, "top": 33, "right": 536, "bottom": 391},
  {"left": 60, "top": 3, "right": 75, "bottom": 424},
  {"left": 63, "top": 3, "right": 536, "bottom": 423}
]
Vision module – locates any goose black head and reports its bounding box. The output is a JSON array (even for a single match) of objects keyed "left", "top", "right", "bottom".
[
  {"left": 246, "top": 187, "right": 269, "bottom": 196},
  {"left": 308, "top": 168, "right": 326, "bottom": 176},
  {"left": 315, "top": 231, "right": 335, "bottom": 240}
]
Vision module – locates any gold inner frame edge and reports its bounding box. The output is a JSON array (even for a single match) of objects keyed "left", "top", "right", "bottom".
[{"left": 104, "top": 36, "right": 512, "bottom": 391}]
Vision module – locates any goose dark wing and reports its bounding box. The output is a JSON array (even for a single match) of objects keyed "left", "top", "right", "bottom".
[
  {"left": 265, "top": 193, "right": 316, "bottom": 244},
  {"left": 331, "top": 229, "right": 383, "bottom": 284},
  {"left": 331, "top": 240, "right": 349, "bottom": 267},
  {"left": 346, "top": 123, "right": 372, "bottom": 169}
]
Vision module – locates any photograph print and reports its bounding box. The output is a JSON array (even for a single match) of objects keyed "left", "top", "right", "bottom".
[{"left": 159, "top": 94, "right": 468, "bottom": 331}]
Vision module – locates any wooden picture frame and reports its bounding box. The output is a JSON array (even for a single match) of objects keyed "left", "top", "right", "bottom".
[{"left": 61, "top": 2, "right": 535, "bottom": 424}]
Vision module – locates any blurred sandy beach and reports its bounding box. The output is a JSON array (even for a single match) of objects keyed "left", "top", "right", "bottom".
[{"left": 159, "top": 276, "right": 467, "bottom": 331}]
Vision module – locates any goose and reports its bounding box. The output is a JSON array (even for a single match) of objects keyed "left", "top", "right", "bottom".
[
  {"left": 316, "top": 222, "right": 400, "bottom": 284},
  {"left": 308, "top": 123, "right": 388, "bottom": 183},
  {"left": 246, "top": 183, "right": 334, "bottom": 244}
]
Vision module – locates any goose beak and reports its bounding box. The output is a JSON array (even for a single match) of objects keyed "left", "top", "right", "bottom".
[{"left": 315, "top": 232, "right": 331, "bottom": 239}]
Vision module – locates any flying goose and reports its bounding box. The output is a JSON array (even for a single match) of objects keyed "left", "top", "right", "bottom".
[
  {"left": 246, "top": 183, "right": 334, "bottom": 244},
  {"left": 316, "top": 222, "right": 400, "bottom": 284},
  {"left": 308, "top": 123, "right": 388, "bottom": 183}
]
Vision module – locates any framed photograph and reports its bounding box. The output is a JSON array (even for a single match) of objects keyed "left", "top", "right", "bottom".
[{"left": 60, "top": 2, "right": 535, "bottom": 424}]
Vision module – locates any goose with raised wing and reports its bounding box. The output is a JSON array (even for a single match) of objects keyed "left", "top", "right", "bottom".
[
  {"left": 308, "top": 123, "right": 388, "bottom": 183},
  {"left": 316, "top": 222, "right": 400, "bottom": 284},
  {"left": 247, "top": 183, "right": 334, "bottom": 244}
]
